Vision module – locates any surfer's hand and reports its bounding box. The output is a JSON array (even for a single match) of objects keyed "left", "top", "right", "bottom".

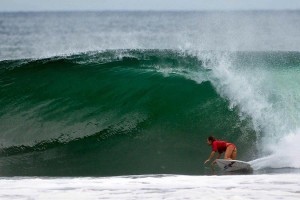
[
  {"left": 211, "top": 160, "right": 217, "bottom": 165},
  {"left": 204, "top": 159, "right": 210, "bottom": 164}
]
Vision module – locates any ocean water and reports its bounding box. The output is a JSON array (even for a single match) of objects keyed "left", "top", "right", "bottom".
[{"left": 0, "top": 11, "right": 300, "bottom": 199}]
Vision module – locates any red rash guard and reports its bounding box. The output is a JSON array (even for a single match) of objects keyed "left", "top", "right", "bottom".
[{"left": 212, "top": 140, "right": 227, "bottom": 153}]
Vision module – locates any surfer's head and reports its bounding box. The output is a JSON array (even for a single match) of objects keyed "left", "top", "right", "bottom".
[{"left": 207, "top": 136, "right": 216, "bottom": 145}]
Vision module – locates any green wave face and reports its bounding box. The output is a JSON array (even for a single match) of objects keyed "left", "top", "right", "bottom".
[{"left": 0, "top": 50, "right": 299, "bottom": 176}]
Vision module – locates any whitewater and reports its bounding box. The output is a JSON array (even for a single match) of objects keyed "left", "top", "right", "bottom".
[
  {"left": 1, "top": 174, "right": 300, "bottom": 200},
  {"left": 0, "top": 11, "right": 300, "bottom": 199}
]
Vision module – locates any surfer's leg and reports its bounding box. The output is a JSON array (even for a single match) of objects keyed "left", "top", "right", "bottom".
[
  {"left": 232, "top": 147, "right": 237, "bottom": 160},
  {"left": 224, "top": 144, "right": 236, "bottom": 160}
]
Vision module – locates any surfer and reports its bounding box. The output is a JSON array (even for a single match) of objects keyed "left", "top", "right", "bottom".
[{"left": 204, "top": 136, "right": 237, "bottom": 165}]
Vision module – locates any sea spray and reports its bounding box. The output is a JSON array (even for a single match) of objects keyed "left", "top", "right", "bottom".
[
  {"left": 198, "top": 51, "right": 300, "bottom": 168},
  {"left": 250, "top": 129, "right": 300, "bottom": 170}
]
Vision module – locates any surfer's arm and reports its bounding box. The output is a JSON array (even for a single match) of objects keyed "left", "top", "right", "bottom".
[
  {"left": 212, "top": 153, "right": 221, "bottom": 164},
  {"left": 204, "top": 151, "right": 216, "bottom": 164}
]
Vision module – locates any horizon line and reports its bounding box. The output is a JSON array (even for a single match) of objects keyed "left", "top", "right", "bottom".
[{"left": 1, "top": 9, "right": 300, "bottom": 13}]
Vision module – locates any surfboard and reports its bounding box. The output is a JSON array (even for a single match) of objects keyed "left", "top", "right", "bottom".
[{"left": 216, "top": 159, "right": 253, "bottom": 172}]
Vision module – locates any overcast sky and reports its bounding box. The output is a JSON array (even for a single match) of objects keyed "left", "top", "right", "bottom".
[{"left": 1, "top": 0, "right": 300, "bottom": 12}]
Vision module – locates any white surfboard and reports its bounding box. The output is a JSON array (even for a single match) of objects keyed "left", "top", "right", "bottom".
[{"left": 216, "top": 159, "right": 253, "bottom": 172}]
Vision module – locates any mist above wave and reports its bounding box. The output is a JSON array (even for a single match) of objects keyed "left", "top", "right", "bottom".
[{"left": 1, "top": 11, "right": 300, "bottom": 61}]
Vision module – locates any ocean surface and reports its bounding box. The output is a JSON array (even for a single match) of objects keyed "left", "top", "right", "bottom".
[{"left": 0, "top": 11, "right": 300, "bottom": 199}]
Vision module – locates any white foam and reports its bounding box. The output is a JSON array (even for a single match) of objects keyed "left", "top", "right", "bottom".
[
  {"left": 0, "top": 175, "right": 299, "bottom": 200},
  {"left": 250, "top": 129, "right": 300, "bottom": 169},
  {"left": 152, "top": 65, "right": 208, "bottom": 84}
]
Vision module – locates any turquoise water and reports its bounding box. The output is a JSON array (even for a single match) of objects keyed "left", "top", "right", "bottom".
[{"left": 0, "top": 50, "right": 299, "bottom": 176}]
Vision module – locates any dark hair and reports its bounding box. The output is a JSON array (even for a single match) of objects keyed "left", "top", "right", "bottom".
[{"left": 207, "top": 136, "right": 216, "bottom": 142}]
